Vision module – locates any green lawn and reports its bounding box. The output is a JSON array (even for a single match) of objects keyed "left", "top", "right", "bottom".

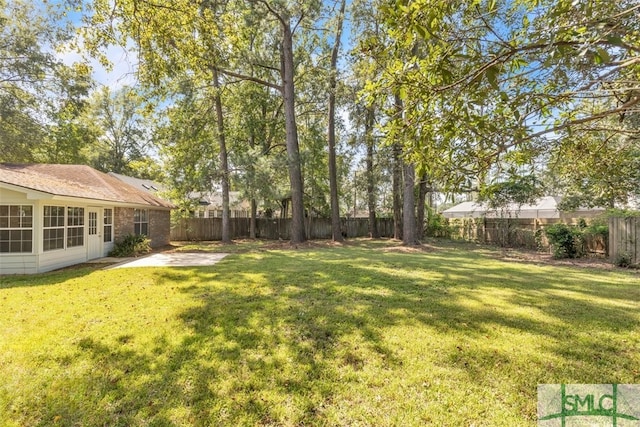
[{"left": 1, "top": 239, "right": 638, "bottom": 426}]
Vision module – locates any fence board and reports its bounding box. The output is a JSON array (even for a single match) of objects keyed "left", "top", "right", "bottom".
[
  {"left": 171, "top": 217, "right": 395, "bottom": 241},
  {"left": 609, "top": 217, "right": 640, "bottom": 264}
]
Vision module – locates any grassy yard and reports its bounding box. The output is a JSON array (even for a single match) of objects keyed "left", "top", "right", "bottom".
[{"left": 1, "top": 239, "right": 638, "bottom": 426}]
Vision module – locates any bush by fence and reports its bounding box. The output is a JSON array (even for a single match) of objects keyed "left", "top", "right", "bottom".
[
  {"left": 170, "top": 217, "right": 395, "bottom": 241},
  {"left": 445, "top": 217, "right": 607, "bottom": 254}
]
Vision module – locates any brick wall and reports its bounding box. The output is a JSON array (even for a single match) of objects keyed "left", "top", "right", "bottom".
[
  {"left": 149, "top": 209, "right": 171, "bottom": 247},
  {"left": 114, "top": 207, "right": 171, "bottom": 248},
  {"left": 114, "top": 207, "right": 134, "bottom": 239}
]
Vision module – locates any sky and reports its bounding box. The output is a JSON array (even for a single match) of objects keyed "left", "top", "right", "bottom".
[
  {"left": 59, "top": 43, "right": 138, "bottom": 90},
  {"left": 49, "top": 0, "right": 137, "bottom": 90}
]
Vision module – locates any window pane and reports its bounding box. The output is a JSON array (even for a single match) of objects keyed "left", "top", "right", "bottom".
[
  {"left": 104, "top": 209, "right": 113, "bottom": 224},
  {"left": 0, "top": 217, "right": 7, "bottom": 228},
  {"left": 43, "top": 228, "right": 64, "bottom": 251},
  {"left": 0, "top": 206, "right": 7, "bottom": 216}
]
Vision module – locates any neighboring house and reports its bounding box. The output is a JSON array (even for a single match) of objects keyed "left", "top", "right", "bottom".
[
  {"left": 442, "top": 196, "right": 605, "bottom": 219},
  {"left": 192, "top": 191, "right": 251, "bottom": 219},
  {"left": 0, "top": 163, "right": 173, "bottom": 274}
]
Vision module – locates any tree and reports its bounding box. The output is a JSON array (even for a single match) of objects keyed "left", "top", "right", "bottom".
[
  {"left": 365, "top": 0, "right": 640, "bottom": 205},
  {"left": 1, "top": 0, "right": 92, "bottom": 163},
  {"left": 349, "top": 0, "right": 387, "bottom": 237},
  {"left": 545, "top": 99, "right": 640, "bottom": 209},
  {"left": 155, "top": 84, "right": 221, "bottom": 213},
  {"left": 86, "top": 0, "right": 329, "bottom": 244},
  {"left": 87, "top": 86, "right": 149, "bottom": 175},
  {"left": 327, "top": 0, "right": 347, "bottom": 242},
  {"left": 226, "top": 80, "right": 288, "bottom": 238}
]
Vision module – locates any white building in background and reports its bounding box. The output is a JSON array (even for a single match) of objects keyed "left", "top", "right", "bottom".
[
  {"left": 442, "top": 196, "right": 604, "bottom": 219},
  {"left": 191, "top": 192, "right": 251, "bottom": 219}
]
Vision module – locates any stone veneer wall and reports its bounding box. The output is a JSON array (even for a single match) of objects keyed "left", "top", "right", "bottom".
[{"left": 114, "top": 207, "right": 171, "bottom": 248}]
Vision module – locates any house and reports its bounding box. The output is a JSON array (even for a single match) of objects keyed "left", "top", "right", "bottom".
[
  {"left": 0, "top": 163, "right": 173, "bottom": 274},
  {"left": 191, "top": 191, "right": 251, "bottom": 219},
  {"left": 442, "top": 196, "right": 604, "bottom": 219}
]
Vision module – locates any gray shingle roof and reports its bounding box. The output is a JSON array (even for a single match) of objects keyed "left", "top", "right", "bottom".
[{"left": 0, "top": 163, "right": 173, "bottom": 209}]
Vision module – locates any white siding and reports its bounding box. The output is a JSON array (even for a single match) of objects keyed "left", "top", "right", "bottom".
[
  {"left": 38, "top": 246, "right": 88, "bottom": 273},
  {"left": 1, "top": 186, "right": 118, "bottom": 274},
  {"left": 0, "top": 254, "right": 38, "bottom": 275}
]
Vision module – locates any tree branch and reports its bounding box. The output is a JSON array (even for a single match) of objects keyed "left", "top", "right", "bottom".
[
  {"left": 485, "top": 95, "right": 640, "bottom": 162},
  {"left": 215, "top": 67, "right": 282, "bottom": 92}
]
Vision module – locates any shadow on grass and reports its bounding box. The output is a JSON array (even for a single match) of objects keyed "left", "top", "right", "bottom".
[
  {"left": 0, "top": 265, "right": 105, "bottom": 289},
  {"left": 13, "top": 242, "right": 640, "bottom": 425}
]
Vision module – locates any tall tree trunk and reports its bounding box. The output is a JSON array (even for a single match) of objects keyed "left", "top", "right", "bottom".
[
  {"left": 281, "top": 17, "right": 306, "bottom": 244},
  {"left": 416, "top": 172, "right": 428, "bottom": 240},
  {"left": 250, "top": 198, "right": 257, "bottom": 239},
  {"left": 213, "top": 68, "right": 231, "bottom": 243},
  {"left": 327, "top": 0, "right": 346, "bottom": 242},
  {"left": 365, "top": 105, "right": 379, "bottom": 238},
  {"left": 402, "top": 162, "right": 417, "bottom": 245},
  {"left": 392, "top": 95, "right": 403, "bottom": 240}
]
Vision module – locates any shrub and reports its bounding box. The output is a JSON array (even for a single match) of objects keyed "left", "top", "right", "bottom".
[
  {"left": 109, "top": 234, "right": 151, "bottom": 257},
  {"left": 425, "top": 210, "right": 451, "bottom": 238},
  {"left": 544, "top": 223, "right": 584, "bottom": 259},
  {"left": 614, "top": 251, "right": 633, "bottom": 268}
]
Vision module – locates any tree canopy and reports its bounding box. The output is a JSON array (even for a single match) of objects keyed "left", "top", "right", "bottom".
[{"left": 2, "top": 0, "right": 639, "bottom": 245}]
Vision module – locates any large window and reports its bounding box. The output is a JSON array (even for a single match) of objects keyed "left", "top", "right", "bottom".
[
  {"left": 0, "top": 205, "right": 33, "bottom": 253},
  {"left": 66, "top": 207, "right": 84, "bottom": 247},
  {"left": 43, "top": 205, "right": 86, "bottom": 251},
  {"left": 103, "top": 209, "right": 113, "bottom": 243},
  {"left": 134, "top": 209, "right": 148, "bottom": 236},
  {"left": 43, "top": 206, "right": 65, "bottom": 251}
]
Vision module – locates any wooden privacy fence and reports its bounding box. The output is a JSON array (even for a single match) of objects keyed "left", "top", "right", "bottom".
[
  {"left": 609, "top": 217, "right": 640, "bottom": 264},
  {"left": 170, "top": 217, "right": 395, "bottom": 241},
  {"left": 447, "top": 217, "right": 607, "bottom": 254}
]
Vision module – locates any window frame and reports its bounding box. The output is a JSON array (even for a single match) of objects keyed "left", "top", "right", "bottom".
[
  {"left": 0, "top": 205, "right": 34, "bottom": 254},
  {"left": 43, "top": 205, "right": 66, "bottom": 252},
  {"left": 66, "top": 207, "right": 85, "bottom": 248},
  {"left": 103, "top": 208, "right": 113, "bottom": 243},
  {"left": 134, "top": 208, "right": 149, "bottom": 236}
]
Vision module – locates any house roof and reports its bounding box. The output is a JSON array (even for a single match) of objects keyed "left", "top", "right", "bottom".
[
  {"left": 442, "top": 196, "right": 603, "bottom": 219},
  {"left": 0, "top": 163, "right": 173, "bottom": 209},
  {"left": 201, "top": 191, "right": 251, "bottom": 210},
  {"left": 108, "top": 172, "right": 167, "bottom": 195}
]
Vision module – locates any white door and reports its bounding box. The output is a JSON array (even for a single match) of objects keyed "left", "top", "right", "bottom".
[{"left": 87, "top": 208, "right": 102, "bottom": 260}]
